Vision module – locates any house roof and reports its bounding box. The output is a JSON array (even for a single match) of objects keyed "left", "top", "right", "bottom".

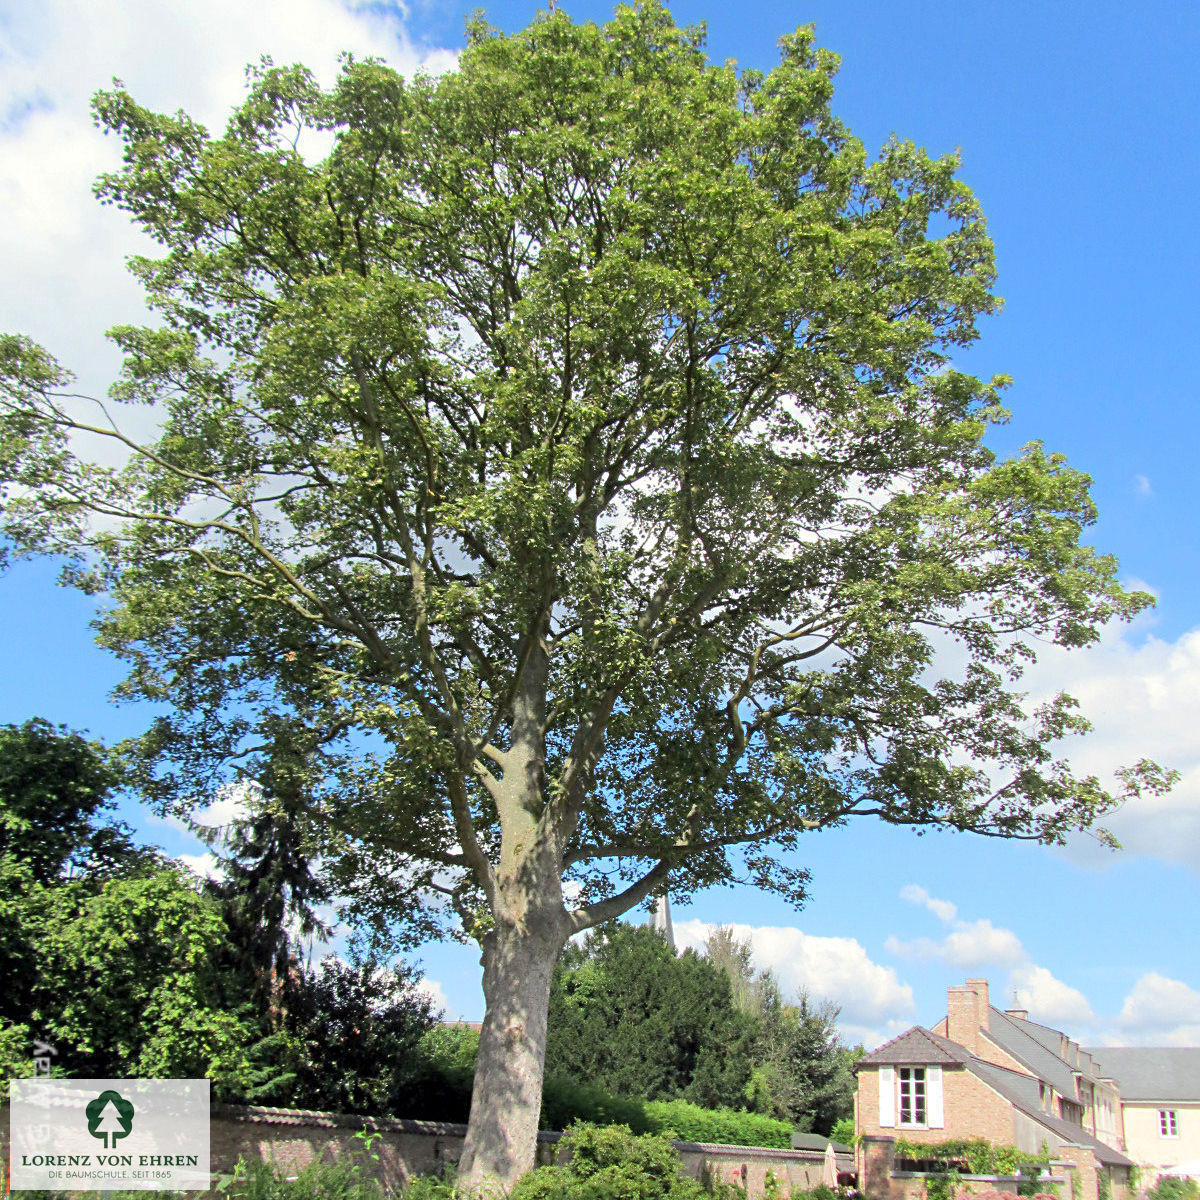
[
  {"left": 858, "top": 1026, "right": 972, "bottom": 1067},
  {"left": 985, "top": 1008, "right": 1080, "bottom": 1098},
  {"left": 1083, "top": 1048, "right": 1200, "bottom": 1102},
  {"left": 1005, "top": 1013, "right": 1101, "bottom": 1082},
  {"left": 967, "top": 1059, "right": 1133, "bottom": 1168}
]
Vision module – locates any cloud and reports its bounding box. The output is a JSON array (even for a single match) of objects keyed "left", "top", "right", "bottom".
[
  {"left": 1134, "top": 474, "right": 1154, "bottom": 499},
  {"left": 414, "top": 976, "right": 449, "bottom": 1015},
  {"left": 175, "top": 851, "right": 221, "bottom": 881},
  {"left": 887, "top": 889, "right": 1096, "bottom": 1030},
  {"left": 1016, "top": 620, "right": 1200, "bottom": 872},
  {"left": 1010, "top": 964, "right": 1094, "bottom": 1026},
  {"left": 0, "top": 0, "right": 457, "bottom": 413},
  {"left": 890, "top": 886, "right": 1024, "bottom": 968},
  {"left": 192, "top": 780, "right": 256, "bottom": 830},
  {"left": 886, "top": 919, "right": 1026, "bottom": 970},
  {"left": 1115, "top": 973, "right": 1200, "bottom": 1043},
  {"left": 899, "top": 883, "right": 958, "bottom": 924},
  {"left": 673, "top": 917, "right": 915, "bottom": 1035}
]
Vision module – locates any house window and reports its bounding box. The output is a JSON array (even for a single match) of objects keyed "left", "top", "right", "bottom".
[
  {"left": 898, "top": 1067, "right": 927, "bottom": 1127},
  {"left": 1160, "top": 1110, "right": 1178, "bottom": 1138}
]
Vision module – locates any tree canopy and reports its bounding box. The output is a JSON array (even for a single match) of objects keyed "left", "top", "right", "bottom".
[{"left": 0, "top": 1, "right": 1172, "bottom": 1185}]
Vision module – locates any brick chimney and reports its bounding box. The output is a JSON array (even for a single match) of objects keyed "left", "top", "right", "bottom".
[
  {"left": 1006, "top": 1008, "right": 1029, "bottom": 1020},
  {"left": 946, "top": 979, "right": 990, "bottom": 1053}
]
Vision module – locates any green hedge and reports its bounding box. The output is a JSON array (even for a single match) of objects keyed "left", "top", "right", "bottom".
[
  {"left": 541, "top": 1077, "right": 793, "bottom": 1148},
  {"left": 394, "top": 1057, "right": 795, "bottom": 1149}
]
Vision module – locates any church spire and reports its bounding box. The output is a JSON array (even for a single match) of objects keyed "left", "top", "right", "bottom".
[{"left": 648, "top": 894, "right": 675, "bottom": 952}]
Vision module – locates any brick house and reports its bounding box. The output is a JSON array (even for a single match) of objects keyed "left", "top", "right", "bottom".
[{"left": 855, "top": 979, "right": 1133, "bottom": 1200}]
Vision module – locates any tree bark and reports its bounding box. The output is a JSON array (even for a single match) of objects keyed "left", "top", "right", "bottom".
[{"left": 457, "top": 906, "right": 567, "bottom": 1193}]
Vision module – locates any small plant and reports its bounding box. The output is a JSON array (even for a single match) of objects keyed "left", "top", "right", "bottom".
[
  {"left": 763, "top": 1168, "right": 787, "bottom": 1200},
  {"left": 353, "top": 1127, "right": 384, "bottom": 1165},
  {"left": 924, "top": 1171, "right": 961, "bottom": 1200}
]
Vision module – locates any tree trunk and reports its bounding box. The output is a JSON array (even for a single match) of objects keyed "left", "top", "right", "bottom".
[{"left": 458, "top": 911, "right": 566, "bottom": 1193}]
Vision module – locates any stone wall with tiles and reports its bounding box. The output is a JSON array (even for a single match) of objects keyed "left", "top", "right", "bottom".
[{"left": 2, "top": 1103, "right": 855, "bottom": 1198}]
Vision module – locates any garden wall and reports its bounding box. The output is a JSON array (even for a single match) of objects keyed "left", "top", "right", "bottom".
[{"left": 2, "top": 1103, "right": 855, "bottom": 1198}]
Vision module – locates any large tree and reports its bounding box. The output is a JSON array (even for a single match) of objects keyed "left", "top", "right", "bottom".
[{"left": 0, "top": 3, "right": 1172, "bottom": 1187}]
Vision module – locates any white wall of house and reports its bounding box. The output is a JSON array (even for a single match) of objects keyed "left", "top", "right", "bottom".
[{"left": 1122, "top": 1102, "right": 1200, "bottom": 1180}]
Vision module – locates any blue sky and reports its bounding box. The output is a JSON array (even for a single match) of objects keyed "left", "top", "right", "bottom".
[{"left": 1, "top": 0, "right": 1198, "bottom": 1051}]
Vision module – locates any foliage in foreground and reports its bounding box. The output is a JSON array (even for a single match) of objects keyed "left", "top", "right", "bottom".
[
  {"left": 5, "top": 1125, "right": 747, "bottom": 1200},
  {"left": 1149, "top": 1179, "right": 1200, "bottom": 1200}
]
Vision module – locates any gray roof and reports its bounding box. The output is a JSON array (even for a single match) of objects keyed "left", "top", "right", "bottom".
[
  {"left": 986, "top": 1008, "right": 1080, "bottom": 1098},
  {"left": 791, "top": 1132, "right": 852, "bottom": 1153},
  {"left": 858, "top": 1027, "right": 971, "bottom": 1067},
  {"left": 1006, "top": 1014, "right": 1100, "bottom": 1082},
  {"left": 1083, "top": 1048, "right": 1200, "bottom": 1102},
  {"left": 971, "top": 1058, "right": 1043, "bottom": 1112},
  {"left": 967, "top": 1059, "right": 1133, "bottom": 1168}
]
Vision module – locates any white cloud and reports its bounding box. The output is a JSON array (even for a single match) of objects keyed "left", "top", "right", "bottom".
[
  {"left": 1010, "top": 964, "right": 1094, "bottom": 1026},
  {"left": 1016, "top": 620, "right": 1200, "bottom": 872},
  {"left": 890, "top": 887, "right": 1024, "bottom": 969},
  {"left": 1134, "top": 474, "right": 1154, "bottom": 498},
  {"left": 414, "top": 976, "right": 449, "bottom": 1015},
  {"left": 0, "top": 0, "right": 457, "bottom": 411},
  {"left": 674, "top": 917, "right": 915, "bottom": 1033},
  {"left": 887, "top": 889, "right": 1097, "bottom": 1030},
  {"left": 1116, "top": 973, "right": 1200, "bottom": 1043},
  {"left": 886, "top": 919, "right": 1025, "bottom": 970},
  {"left": 899, "top": 883, "right": 958, "bottom": 925},
  {"left": 175, "top": 851, "right": 221, "bottom": 881},
  {"left": 192, "top": 779, "right": 257, "bottom": 830}
]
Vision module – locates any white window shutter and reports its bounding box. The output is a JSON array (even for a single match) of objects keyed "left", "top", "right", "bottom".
[
  {"left": 879, "top": 1066, "right": 896, "bottom": 1127},
  {"left": 928, "top": 1066, "right": 944, "bottom": 1128}
]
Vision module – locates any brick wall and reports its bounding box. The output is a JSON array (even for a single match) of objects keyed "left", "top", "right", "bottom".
[
  {"left": 2, "top": 1104, "right": 854, "bottom": 1199},
  {"left": 860, "top": 1137, "right": 1075, "bottom": 1200},
  {"left": 857, "top": 1065, "right": 1018, "bottom": 1146}
]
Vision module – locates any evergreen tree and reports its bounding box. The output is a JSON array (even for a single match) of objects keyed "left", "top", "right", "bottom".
[
  {"left": 203, "top": 723, "right": 333, "bottom": 1016},
  {"left": 704, "top": 927, "right": 856, "bottom": 1133},
  {"left": 546, "top": 923, "right": 757, "bottom": 1109}
]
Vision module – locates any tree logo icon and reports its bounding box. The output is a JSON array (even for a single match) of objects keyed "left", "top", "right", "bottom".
[{"left": 85, "top": 1090, "right": 135, "bottom": 1149}]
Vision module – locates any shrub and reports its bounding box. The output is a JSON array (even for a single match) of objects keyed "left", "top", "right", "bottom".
[
  {"left": 1149, "top": 1179, "right": 1200, "bottom": 1200},
  {"left": 895, "top": 1138, "right": 1050, "bottom": 1178},
  {"left": 540, "top": 1079, "right": 794, "bottom": 1149},
  {"left": 794, "top": 1188, "right": 839, "bottom": 1200},
  {"left": 217, "top": 1151, "right": 387, "bottom": 1200},
  {"left": 509, "top": 1123, "right": 712, "bottom": 1200},
  {"left": 830, "top": 1117, "right": 856, "bottom": 1147}
]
